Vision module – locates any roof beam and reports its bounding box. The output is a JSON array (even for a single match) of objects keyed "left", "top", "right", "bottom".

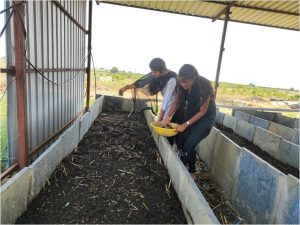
[
  {"left": 52, "top": 0, "right": 88, "bottom": 33},
  {"left": 212, "top": 1, "right": 235, "bottom": 22},
  {"left": 205, "top": 1, "right": 299, "bottom": 16}
]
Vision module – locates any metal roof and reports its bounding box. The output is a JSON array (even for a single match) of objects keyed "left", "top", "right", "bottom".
[{"left": 98, "top": 0, "right": 299, "bottom": 31}]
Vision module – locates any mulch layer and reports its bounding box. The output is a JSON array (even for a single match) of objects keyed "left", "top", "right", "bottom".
[
  {"left": 194, "top": 160, "right": 245, "bottom": 224},
  {"left": 16, "top": 111, "right": 186, "bottom": 224},
  {"left": 215, "top": 123, "right": 299, "bottom": 178}
]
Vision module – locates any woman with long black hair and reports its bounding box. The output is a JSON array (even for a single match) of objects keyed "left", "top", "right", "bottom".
[{"left": 165, "top": 64, "right": 216, "bottom": 180}]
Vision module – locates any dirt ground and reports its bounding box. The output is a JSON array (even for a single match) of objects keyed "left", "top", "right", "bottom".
[
  {"left": 16, "top": 112, "right": 186, "bottom": 224},
  {"left": 194, "top": 160, "right": 245, "bottom": 224},
  {"left": 13, "top": 110, "right": 294, "bottom": 224},
  {"left": 215, "top": 124, "right": 299, "bottom": 178}
]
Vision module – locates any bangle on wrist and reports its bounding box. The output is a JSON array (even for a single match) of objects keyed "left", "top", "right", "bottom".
[{"left": 185, "top": 121, "right": 190, "bottom": 126}]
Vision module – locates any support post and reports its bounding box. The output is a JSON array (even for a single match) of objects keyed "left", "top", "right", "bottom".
[
  {"left": 13, "top": 0, "right": 28, "bottom": 168},
  {"left": 85, "top": 0, "right": 93, "bottom": 111},
  {"left": 214, "top": 9, "right": 230, "bottom": 97}
]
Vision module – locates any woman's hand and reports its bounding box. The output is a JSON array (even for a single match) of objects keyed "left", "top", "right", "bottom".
[
  {"left": 176, "top": 123, "right": 188, "bottom": 133},
  {"left": 164, "top": 115, "right": 171, "bottom": 125},
  {"left": 157, "top": 115, "right": 163, "bottom": 121},
  {"left": 158, "top": 109, "right": 165, "bottom": 121},
  {"left": 118, "top": 84, "right": 135, "bottom": 96},
  {"left": 118, "top": 86, "right": 127, "bottom": 96}
]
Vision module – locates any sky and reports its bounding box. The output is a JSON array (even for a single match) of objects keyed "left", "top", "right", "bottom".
[
  {"left": 1, "top": 2, "right": 300, "bottom": 89},
  {"left": 91, "top": 3, "right": 300, "bottom": 90}
]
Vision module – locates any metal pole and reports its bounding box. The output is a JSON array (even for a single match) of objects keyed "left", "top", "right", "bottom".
[
  {"left": 86, "top": 0, "right": 92, "bottom": 111},
  {"left": 0, "top": 163, "right": 19, "bottom": 181},
  {"left": 13, "top": 0, "right": 28, "bottom": 168},
  {"left": 53, "top": 0, "right": 88, "bottom": 33},
  {"left": 214, "top": 9, "right": 230, "bottom": 97}
]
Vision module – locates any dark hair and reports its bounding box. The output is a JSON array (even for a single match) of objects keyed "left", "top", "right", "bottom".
[
  {"left": 178, "top": 64, "right": 198, "bottom": 80},
  {"left": 149, "top": 58, "right": 166, "bottom": 72},
  {"left": 178, "top": 64, "right": 213, "bottom": 107}
]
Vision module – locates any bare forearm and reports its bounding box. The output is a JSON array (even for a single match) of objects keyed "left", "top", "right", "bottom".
[
  {"left": 183, "top": 96, "right": 210, "bottom": 127},
  {"left": 125, "top": 84, "right": 135, "bottom": 90},
  {"left": 164, "top": 101, "right": 178, "bottom": 124},
  {"left": 119, "top": 83, "right": 135, "bottom": 96},
  {"left": 167, "top": 93, "right": 180, "bottom": 118},
  {"left": 158, "top": 109, "right": 165, "bottom": 121},
  {"left": 167, "top": 103, "right": 178, "bottom": 118},
  {"left": 185, "top": 110, "right": 206, "bottom": 125}
]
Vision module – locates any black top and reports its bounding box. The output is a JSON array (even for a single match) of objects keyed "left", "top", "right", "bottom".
[
  {"left": 134, "top": 72, "right": 152, "bottom": 89},
  {"left": 148, "top": 71, "right": 177, "bottom": 95},
  {"left": 178, "top": 76, "right": 215, "bottom": 123},
  {"left": 133, "top": 71, "right": 177, "bottom": 95}
]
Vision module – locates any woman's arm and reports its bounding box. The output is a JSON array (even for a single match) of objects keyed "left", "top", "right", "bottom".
[
  {"left": 159, "top": 78, "right": 176, "bottom": 121},
  {"left": 119, "top": 84, "right": 135, "bottom": 96},
  {"left": 165, "top": 89, "right": 180, "bottom": 124},
  {"left": 176, "top": 96, "right": 211, "bottom": 132},
  {"left": 119, "top": 73, "right": 152, "bottom": 96}
]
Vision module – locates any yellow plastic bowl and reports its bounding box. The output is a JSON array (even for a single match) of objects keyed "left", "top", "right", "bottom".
[{"left": 151, "top": 121, "right": 179, "bottom": 137}]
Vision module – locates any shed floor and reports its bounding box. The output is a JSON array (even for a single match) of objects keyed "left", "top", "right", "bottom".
[{"left": 16, "top": 112, "right": 186, "bottom": 224}]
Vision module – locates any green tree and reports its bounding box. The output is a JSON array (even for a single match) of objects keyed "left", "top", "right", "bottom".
[{"left": 110, "top": 67, "right": 119, "bottom": 73}]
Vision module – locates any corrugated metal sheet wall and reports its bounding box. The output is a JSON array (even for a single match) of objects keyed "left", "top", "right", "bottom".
[{"left": 6, "top": 0, "right": 87, "bottom": 165}]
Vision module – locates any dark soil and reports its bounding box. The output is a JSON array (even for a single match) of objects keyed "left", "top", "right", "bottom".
[
  {"left": 215, "top": 124, "right": 299, "bottom": 178},
  {"left": 16, "top": 112, "right": 187, "bottom": 224},
  {"left": 194, "top": 160, "right": 245, "bottom": 224}
]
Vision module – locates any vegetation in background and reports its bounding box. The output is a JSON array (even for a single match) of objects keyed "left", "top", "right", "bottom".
[
  {"left": 215, "top": 82, "right": 299, "bottom": 101},
  {"left": 0, "top": 98, "right": 7, "bottom": 170},
  {"left": 94, "top": 68, "right": 299, "bottom": 101},
  {"left": 97, "top": 67, "right": 144, "bottom": 81},
  {"left": 91, "top": 68, "right": 299, "bottom": 118},
  {"left": 0, "top": 56, "right": 7, "bottom": 170}
]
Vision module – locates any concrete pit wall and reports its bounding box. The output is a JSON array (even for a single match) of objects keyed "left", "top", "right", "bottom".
[
  {"left": 0, "top": 96, "right": 104, "bottom": 224},
  {"left": 234, "top": 109, "right": 299, "bottom": 129},
  {"left": 234, "top": 111, "right": 299, "bottom": 145},
  {"left": 103, "top": 95, "right": 147, "bottom": 113},
  {"left": 228, "top": 111, "right": 299, "bottom": 169},
  {"left": 196, "top": 115, "right": 299, "bottom": 224},
  {"left": 274, "top": 114, "right": 297, "bottom": 129}
]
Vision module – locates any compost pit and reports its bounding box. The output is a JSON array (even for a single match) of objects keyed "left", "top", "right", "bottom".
[
  {"left": 194, "top": 160, "right": 246, "bottom": 224},
  {"left": 16, "top": 111, "right": 186, "bottom": 224}
]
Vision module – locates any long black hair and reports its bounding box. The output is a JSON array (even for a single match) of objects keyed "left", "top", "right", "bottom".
[{"left": 178, "top": 64, "right": 213, "bottom": 107}]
